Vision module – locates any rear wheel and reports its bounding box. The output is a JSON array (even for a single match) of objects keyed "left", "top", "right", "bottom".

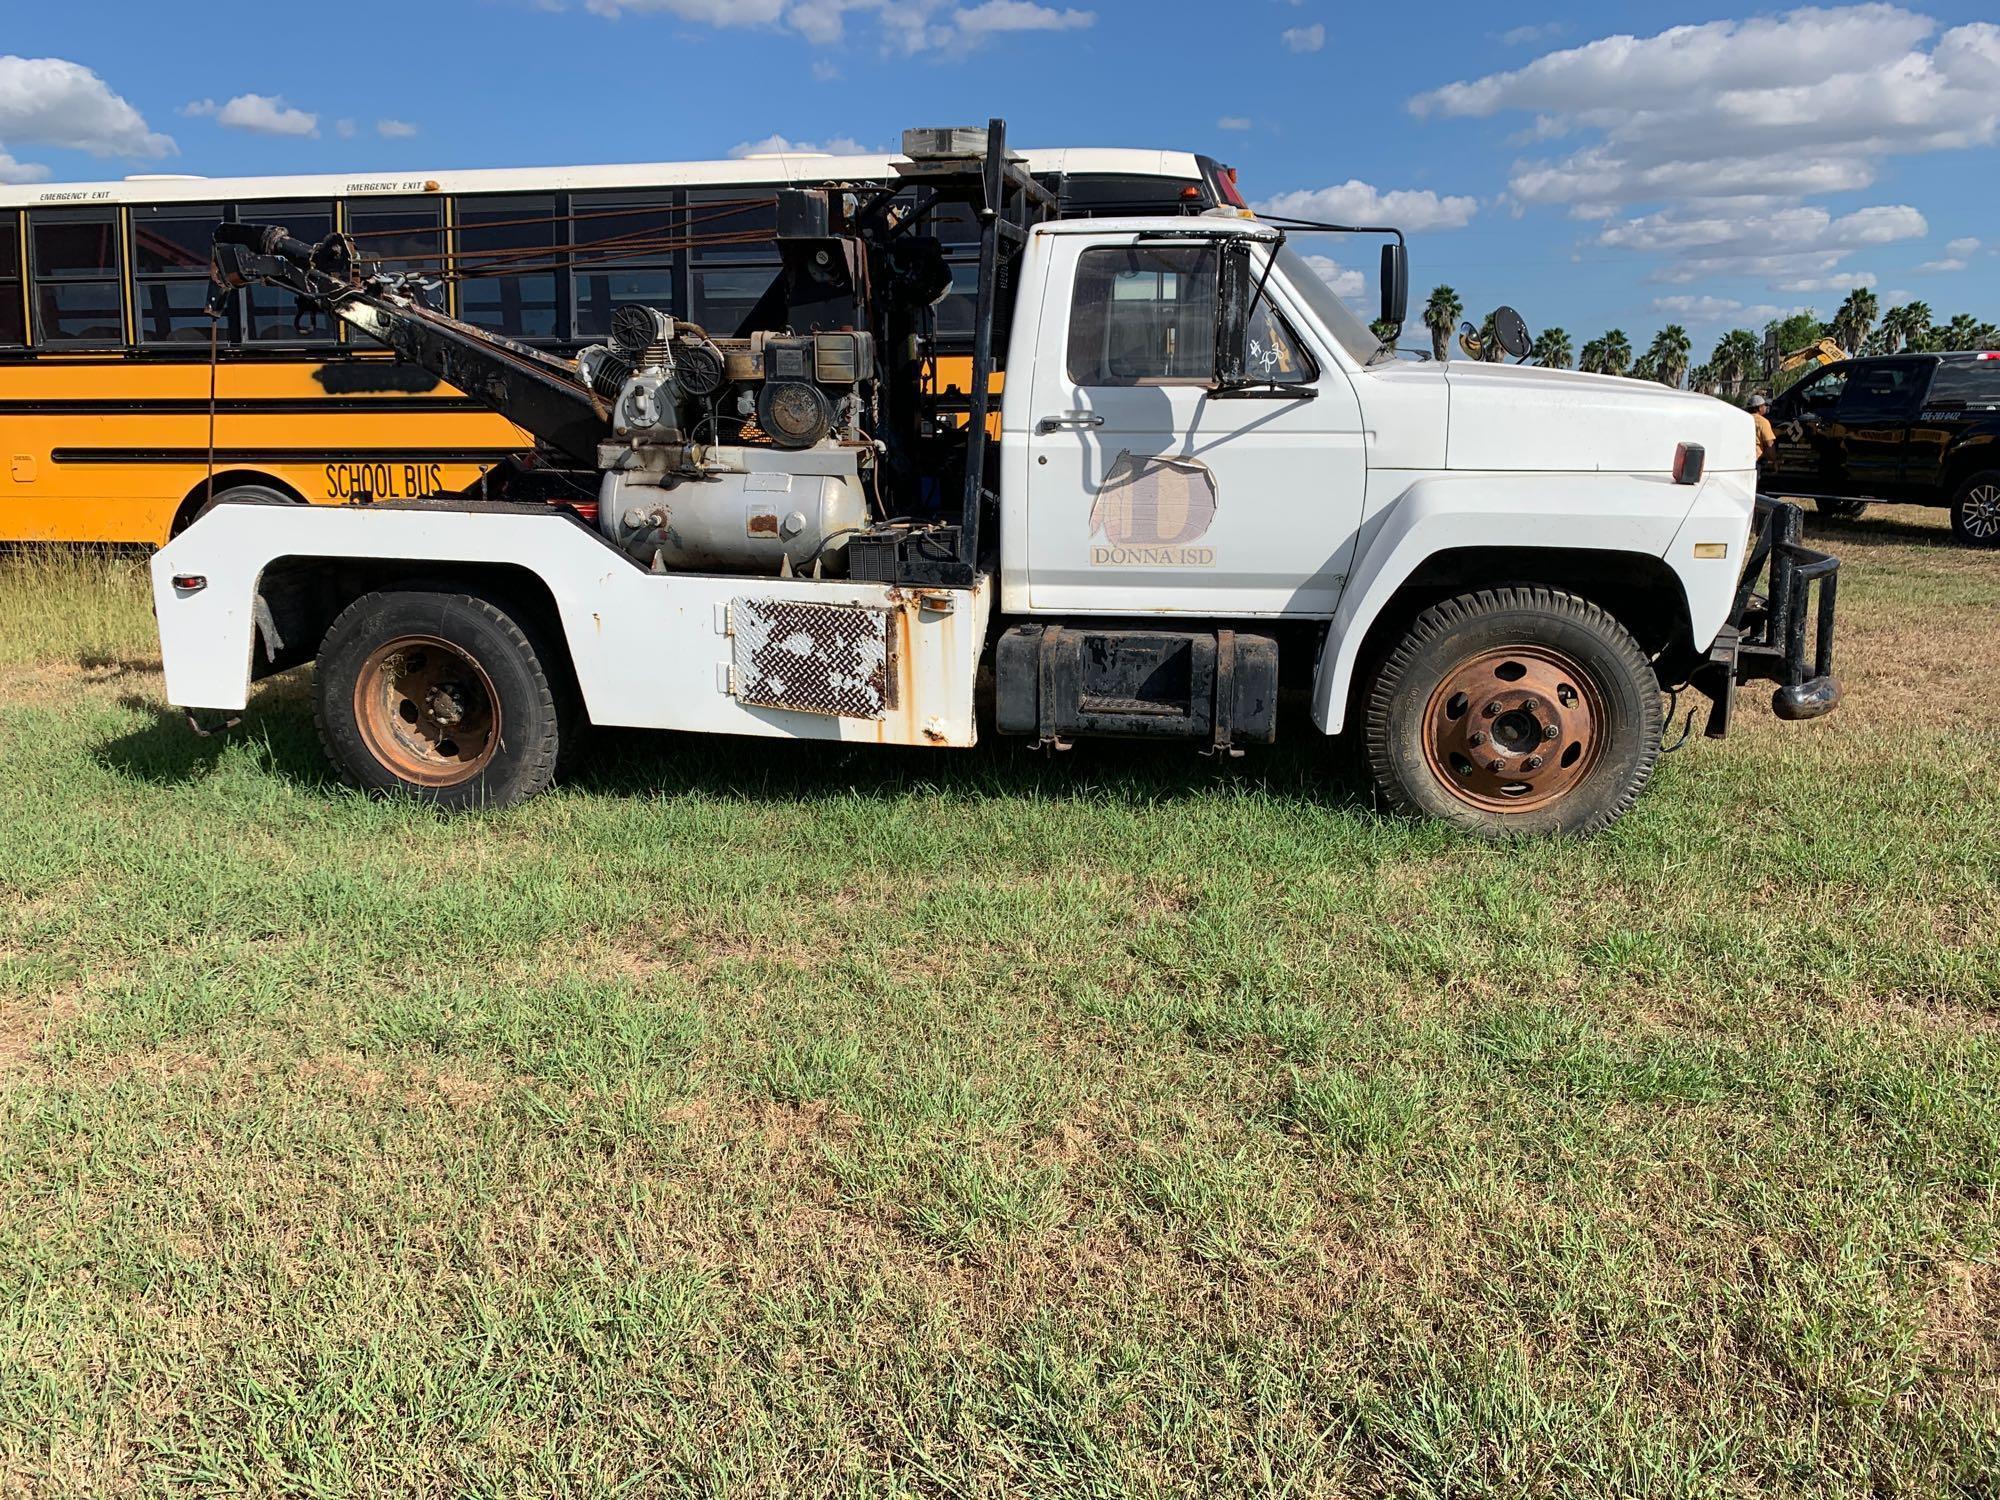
[
  {"left": 1950, "top": 470, "right": 2000, "bottom": 547},
  {"left": 171, "top": 481, "right": 299, "bottom": 537},
  {"left": 314, "top": 589, "right": 564, "bottom": 809},
  {"left": 1364, "top": 587, "right": 1662, "bottom": 838}
]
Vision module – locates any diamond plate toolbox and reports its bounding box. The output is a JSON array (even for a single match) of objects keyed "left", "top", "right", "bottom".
[{"left": 730, "top": 597, "right": 898, "bottom": 719}]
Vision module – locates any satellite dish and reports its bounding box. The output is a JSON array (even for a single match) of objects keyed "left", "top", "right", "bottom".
[{"left": 1492, "top": 306, "right": 1531, "bottom": 360}]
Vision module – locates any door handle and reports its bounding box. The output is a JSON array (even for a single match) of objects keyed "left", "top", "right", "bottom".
[{"left": 1036, "top": 412, "right": 1104, "bottom": 434}]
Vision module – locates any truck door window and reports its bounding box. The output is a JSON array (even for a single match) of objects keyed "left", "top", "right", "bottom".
[
  {"left": 1791, "top": 366, "right": 1847, "bottom": 411},
  {"left": 1243, "top": 298, "right": 1316, "bottom": 384},
  {"left": 1068, "top": 244, "right": 1216, "bottom": 385},
  {"left": 1835, "top": 362, "right": 1922, "bottom": 419}
]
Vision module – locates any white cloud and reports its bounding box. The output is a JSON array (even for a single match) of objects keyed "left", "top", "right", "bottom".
[
  {"left": 811, "top": 59, "right": 842, "bottom": 79},
  {"left": 1501, "top": 22, "right": 1565, "bottom": 46},
  {"left": 953, "top": 0, "right": 1093, "bottom": 35},
  {"left": 0, "top": 56, "right": 174, "bottom": 175},
  {"left": 1774, "top": 271, "right": 1878, "bottom": 292},
  {"left": 1590, "top": 197, "right": 1924, "bottom": 291},
  {"left": 376, "top": 118, "right": 418, "bottom": 138},
  {"left": 1944, "top": 235, "right": 1981, "bottom": 255},
  {"left": 335, "top": 118, "right": 358, "bottom": 139},
  {"left": 1408, "top": 6, "right": 2000, "bottom": 276},
  {"left": 1282, "top": 22, "right": 1324, "bottom": 53},
  {"left": 1915, "top": 257, "right": 1967, "bottom": 272},
  {"left": 728, "top": 133, "right": 877, "bottom": 157},
  {"left": 1304, "top": 254, "right": 1365, "bottom": 299},
  {"left": 1651, "top": 294, "right": 1789, "bottom": 323},
  {"left": 576, "top": 0, "right": 1090, "bottom": 50},
  {"left": 1257, "top": 179, "right": 1478, "bottom": 233},
  {"left": 1217, "top": 116, "right": 1252, "bottom": 131},
  {"left": 185, "top": 93, "right": 319, "bottom": 138}
]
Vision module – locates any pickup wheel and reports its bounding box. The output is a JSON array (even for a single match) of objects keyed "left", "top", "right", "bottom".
[
  {"left": 314, "top": 590, "right": 564, "bottom": 809},
  {"left": 1364, "top": 587, "right": 1662, "bottom": 838},
  {"left": 1950, "top": 471, "right": 2000, "bottom": 547}
]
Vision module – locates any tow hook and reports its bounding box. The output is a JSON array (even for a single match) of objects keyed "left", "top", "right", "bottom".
[{"left": 185, "top": 709, "right": 242, "bottom": 737}]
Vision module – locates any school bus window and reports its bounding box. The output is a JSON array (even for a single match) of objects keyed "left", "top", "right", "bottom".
[
  {"left": 347, "top": 198, "right": 444, "bottom": 276},
  {"left": 131, "top": 202, "right": 226, "bottom": 344},
  {"left": 687, "top": 187, "right": 778, "bottom": 338},
  {"left": 29, "top": 210, "right": 124, "bottom": 344},
  {"left": 455, "top": 194, "right": 561, "bottom": 341},
  {"left": 0, "top": 214, "right": 22, "bottom": 346},
  {"left": 572, "top": 192, "right": 677, "bottom": 338},
  {"left": 236, "top": 202, "right": 332, "bottom": 342}
]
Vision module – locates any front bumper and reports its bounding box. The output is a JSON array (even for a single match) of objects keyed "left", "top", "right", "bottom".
[{"left": 1694, "top": 496, "right": 1841, "bottom": 737}]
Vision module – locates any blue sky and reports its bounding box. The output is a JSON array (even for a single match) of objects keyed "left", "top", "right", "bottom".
[{"left": 3, "top": 0, "right": 1996, "bottom": 357}]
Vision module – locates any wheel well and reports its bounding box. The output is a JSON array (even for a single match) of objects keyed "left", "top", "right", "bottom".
[
  {"left": 1944, "top": 450, "right": 2000, "bottom": 498},
  {"left": 1345, "top": 548, "right": 1695, "bottom": 721},
  {"left": 169, "top": 470, "right": 308, "bottom": 537},
  {"left": 250, "top": 557, "right": 574, "bottom": 695}
]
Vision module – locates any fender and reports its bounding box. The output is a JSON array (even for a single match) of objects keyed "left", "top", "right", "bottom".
[
  {"left": 1311, "top": 468, "right": 1756, "bottom": 733},
  {"left": 149, "top": 499, "right": 991, "bottom": 747}
]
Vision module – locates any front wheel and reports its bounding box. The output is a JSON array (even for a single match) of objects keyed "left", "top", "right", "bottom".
[
  {"left": 314, "top": 589, "right": 566, "bottom": 809},
  {"left": 1950, "top": 470, "right": 2000, "bottom": 548},
  {"left": 1363, "top": 587, "right": 1663, "bottom": 838}
]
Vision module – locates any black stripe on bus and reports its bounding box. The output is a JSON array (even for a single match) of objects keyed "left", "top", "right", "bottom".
[
  {"left": 0, "top": 397, "right": 487, "bottom": 415},
  {"left": 50, "top": 447, "right": 524, "bottom": 465}
]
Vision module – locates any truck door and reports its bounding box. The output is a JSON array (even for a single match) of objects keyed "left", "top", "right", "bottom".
[
  {"left": 1021, "top": 236, "right": 1367, "bottom": 617},
  {"left": 1768, "top": 363, "right": 1849, "bottom": 495},
  {"left": 1827, "top": 357, "right": 1927, "bottom": 499}
]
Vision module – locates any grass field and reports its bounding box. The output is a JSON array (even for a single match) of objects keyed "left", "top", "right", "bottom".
[{"left": 1, "top": 508, "right": 1996, "bottom": 1496}]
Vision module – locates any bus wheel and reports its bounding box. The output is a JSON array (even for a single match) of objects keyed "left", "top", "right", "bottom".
[
  {"left": 1363, "top": 587, "right": 1662, "bottom": 839},
  {"left": 172, "top": 482, "right": 300, "bottom": 537},
  {"left": 1950, "top": 470, "right": 2000, "bottom": 548},
  {"left": 314, "top": 589, "right": 564, "bottom": 809}
]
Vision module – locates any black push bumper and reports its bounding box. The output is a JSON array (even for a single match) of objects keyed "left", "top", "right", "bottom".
[{"left": 1694, "top": 496, "right": 1841, "bottom": 737}]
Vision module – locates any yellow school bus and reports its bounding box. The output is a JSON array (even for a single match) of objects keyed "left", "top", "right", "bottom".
[{"left": 0, "top": 148, "right": 1235, "bottom": 545}]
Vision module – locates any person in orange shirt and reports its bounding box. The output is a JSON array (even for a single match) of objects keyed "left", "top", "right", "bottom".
[{"left": 1748, "top": 393, "right": 1777, "bottom": 462}]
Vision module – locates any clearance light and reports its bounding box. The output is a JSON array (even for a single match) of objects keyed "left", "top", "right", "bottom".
[
  {"left": 1979, "top": 352, "right": 2000, "bottom": 360},
  {"left": 1693, "top": 542, "right": 1729, "bottom": 560},
  {"left": 171, "top": 574, "right": 207, "bottom": 592},
  {"left": 1673, "top": 443, "right": 1706, "bottom": 485}
]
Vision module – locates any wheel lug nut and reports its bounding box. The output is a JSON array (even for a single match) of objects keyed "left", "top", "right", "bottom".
[
  {"left": 1483, "top": 700, "right": 1502, "bottom": 717},
  {"left": 1543, "top": 723, "right": 1560, "bottom": 741},
  {"left": 1468, "top": 731, "right": 1486, "bottom": 747},
  {"left": 1523, "top": 755, "right": 1544, "bottom": 772},
  {"left": 1487, "top": 759, "right": 1505, "bottom": 773},
  {"left": 1523, "top": 697, "right": 1539, "bottom": 713}
]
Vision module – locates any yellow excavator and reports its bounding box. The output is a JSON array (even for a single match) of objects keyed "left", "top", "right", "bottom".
[{"left": 1777, "top": 337, "right": 1848, "bottom": 376}]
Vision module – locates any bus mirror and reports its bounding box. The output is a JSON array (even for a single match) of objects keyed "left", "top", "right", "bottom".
[{"left": 1380, "top": 242, "right": 1408, "bottom": 329}]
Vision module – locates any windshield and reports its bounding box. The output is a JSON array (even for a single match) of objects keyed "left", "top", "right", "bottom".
[{"left": 1270, "top": 240, "right": 1380, "bottom": 365}]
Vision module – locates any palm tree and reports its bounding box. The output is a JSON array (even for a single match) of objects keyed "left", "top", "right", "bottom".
[
  {"left": 1830, "top": 287, "right": 1878, "bottom": 357},
  {"left": 1476, "top": 311, "right": 1507, "bottom": 361},
  {"left": 1577, "top": 336, "right": 1606, "bottom": 374},
  {"left": 1603, "top": 329, "right": 1632, "bottom": 377},
  {"left": 1422, "top": 285, "right": 1462, "bottom": 362},
  {"left": 1881, "top": 301, "right": 1933, "bottom": 355},
  {"left": 1529, "top": 327, "right": 1572, "bottom": 368},
  {"left": 1708, "top": 328, "right": 1761, "bottom": 400},
  {"left": 1369, "top": 317, "right": 1400, "bottom": 354},
  {"left": 1938, "top": 313, "right": 1982, "bottom": 351},
  {"left": 1646, "top": 325, "right": 1692, "bottom": 387},
  {"left": 1631, "top": 350, "right": 1660, "bottom": 383}
]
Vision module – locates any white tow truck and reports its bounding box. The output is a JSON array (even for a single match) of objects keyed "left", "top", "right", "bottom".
[{"left": 151, "top": 121, "right": 1840, "bottom": 837}]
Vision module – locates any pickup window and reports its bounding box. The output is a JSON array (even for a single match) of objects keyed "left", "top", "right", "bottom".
[
  {"left": 1835, "top": 360, "right": 1925, "bottom": 419},
  {"left": 1925, "top": 361, "right": 2000, "bottom": 408}
]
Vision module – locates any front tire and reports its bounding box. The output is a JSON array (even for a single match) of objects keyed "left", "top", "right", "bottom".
[
  {"left": 1363, "top": 587, "right": 1663, "bottom": 838},
  {"left": 314, "top": 590, "right": 564, "bottom": 809},
  {"left": 1950, "top": 470, "right": 2000, "bottom": 548}
]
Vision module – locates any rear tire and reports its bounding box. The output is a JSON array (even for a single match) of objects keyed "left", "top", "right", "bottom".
[
  {"left": 1363, "top": 587, "right": 1662, "bottom": 838},
  {"left": 314, "top": 589, "right": 564, "bottom": 809},
  {"left": 1950, "top": 470, "right": 2000, "bottom": 547},
  {"left": 1816, "top": 497, "right": 1869, "bottom": 522},
  {"left": 172, "top": 482, "right": 299, "bottom": 537}
]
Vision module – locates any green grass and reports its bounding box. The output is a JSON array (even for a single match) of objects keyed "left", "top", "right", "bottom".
[{"left": 1, "top": 506, "right": 1997, "bottom": 1495}]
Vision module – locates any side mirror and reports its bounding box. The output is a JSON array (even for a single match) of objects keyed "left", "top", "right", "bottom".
[
  {"left": 1379, "top": 241, "right": 1408, "bottom": 330},
  {"left": 1215, "top": 240, "right": 1252, "bottom": 385},
  {"left": 1491, "top": 305, "right": 1531, "bottom": 360}
]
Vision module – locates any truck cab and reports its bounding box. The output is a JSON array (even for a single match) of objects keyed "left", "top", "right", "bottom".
[{"left": 150, "top": 123, "right": 1841, "bottom": 838}]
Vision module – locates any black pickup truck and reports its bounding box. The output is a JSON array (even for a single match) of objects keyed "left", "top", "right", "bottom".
[{"left": 1763, "top": 350, "right": 2000, "bottom": 546}]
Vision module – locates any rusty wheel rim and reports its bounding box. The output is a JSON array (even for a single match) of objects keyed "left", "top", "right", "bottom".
[
  {"left": 352, "top": 635, "right": 500, "bottom": 787},
  {"left": 1421, "top": 644, "right": 1606, "bottom": 814}
]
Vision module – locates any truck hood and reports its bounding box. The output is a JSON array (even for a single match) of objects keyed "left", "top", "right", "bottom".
[{"left": 1442, "top": 362, "right": 1754, "bottom": 474}]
